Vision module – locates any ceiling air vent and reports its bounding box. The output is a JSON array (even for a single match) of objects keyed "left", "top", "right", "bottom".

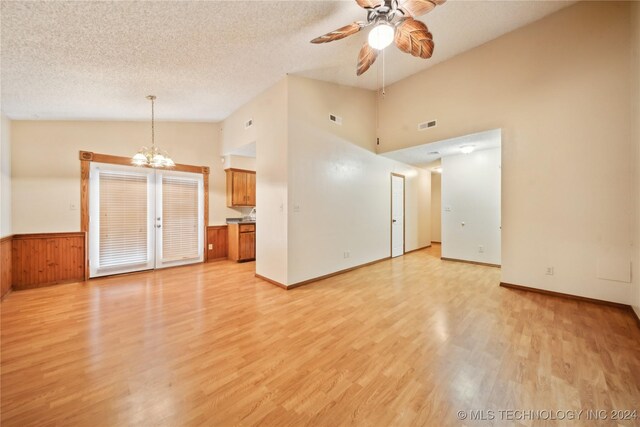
[
  {"left": 418, "top": 120, "right": 437, "bottom": 131},
  {"left": 329, "top": 114, "right": 343, "bottom": 125},
  {"left": 245, "top": 119, "right": 253, "bottom": 129}
]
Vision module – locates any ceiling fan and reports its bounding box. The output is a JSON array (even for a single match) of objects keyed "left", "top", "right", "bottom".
[{"left": 311, "top": 0, "right": 446, "bottom": 76}]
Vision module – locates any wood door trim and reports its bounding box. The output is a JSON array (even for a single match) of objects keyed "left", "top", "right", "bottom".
[
  {"left": 79, "top": 151, "right": 210, "bottom": 175},
  {"left": 80, "top": 160, "right": 90, "bottom": 280},
  {"left": 390, "top": 173, "right": 406, "bottom": 257},
  {"left": 80, "top": 151, "right": 210, "bottom": 274}
]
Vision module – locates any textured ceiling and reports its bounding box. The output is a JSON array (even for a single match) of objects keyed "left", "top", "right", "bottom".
[
  {"left": 1, "top": 1, "right": 573, "bottom": 121},
  {"left": 382, "top": 128, "right": 502, "bottom": 167}
]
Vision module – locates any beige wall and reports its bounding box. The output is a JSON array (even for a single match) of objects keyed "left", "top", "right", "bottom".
[
  {"left": 223, "top": 78, "right": 289, "bottom": 284},
  {"left": 222, "top": 75, "right": 431, "bottom": 286},
  {"left": 11, "top": 120, "right": 230, "bottom": 233},
  {"left": 379, "top": 1, "right": 636, "bottom": 304},
  {"left": 287, "top": 76, "right": 431, "bottom": 285},
  {"left": 222, "top": 155, "right": 256, "bottom": 171},
  {"left": 0, "top": 113, "right": 11, "bottom": 237}
]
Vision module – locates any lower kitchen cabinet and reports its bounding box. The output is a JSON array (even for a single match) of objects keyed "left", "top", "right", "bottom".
[{"left": 228, "top": 223, "right": 255, "bottom": 262}]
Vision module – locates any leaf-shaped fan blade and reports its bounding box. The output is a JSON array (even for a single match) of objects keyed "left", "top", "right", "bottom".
[
  {"left": 356, "top": 0, "right": 383, "bottom": 9},
  {"left": 394, "top": 18, "right": 434, "bottom": 59},
  {"left": 311, "top": 22, "right": 364, "bottom": 44},
  {"left": 399, "top": 0, "right": 445, "bottom": 17},
  {"left": 357, "top": 43, "right": 378, "bottom": 76}
]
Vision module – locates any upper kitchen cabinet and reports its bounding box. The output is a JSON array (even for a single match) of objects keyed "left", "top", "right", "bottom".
[{"left": 226, "top": 169, "right": 256, "bottom": 207}]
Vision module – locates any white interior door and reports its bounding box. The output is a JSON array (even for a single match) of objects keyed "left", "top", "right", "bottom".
[
  {"left": 155, "top": 170, "right": 204, "bottom": 269},
  {"left": 89, "top": 163, "right": 204, "bottom": 278},
  {"left": 391, "top": 174, "right": 405, "bottom": 258}
]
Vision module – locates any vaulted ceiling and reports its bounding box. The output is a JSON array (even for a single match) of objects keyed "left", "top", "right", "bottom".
[{"left": 1, "top": 1, "right": 573, "bottom": 121}]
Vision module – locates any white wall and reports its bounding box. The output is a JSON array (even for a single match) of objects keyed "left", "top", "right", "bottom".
[
  {"left": 0, "top": 113, "right": 11, "bottom": 237},
  {"left": 223, "top": 79, "right": 289, "bottom": 285},
  {"left": 221, "top": 76, "right": 431, "bottom": 287},
  {"left": 441, "top": 148, "right": 501, "bottom": 265},
  {"left": 11, "top": 121, "right": 229, "bottom": 233},
  {"left": 431, "top": 173, "right": 441, "bottom": 242},
  {"left": 287, "top": 76, "right": 431, "bottom": 285},
  {"left": 378, "top": 2, "right": 635, "bottom": 304}
]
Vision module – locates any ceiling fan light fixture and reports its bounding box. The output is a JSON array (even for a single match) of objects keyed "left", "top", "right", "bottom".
[
  {"left": 460, "top": 145, "right": 475, "bottom": 154},
  {"left": 368, "top": 22, "right": 394, "bottom": 50}
]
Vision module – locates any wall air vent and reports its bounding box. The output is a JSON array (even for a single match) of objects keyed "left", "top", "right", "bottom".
[
  {"left": 418, "top": 120, "right": 437, "bottom": 131},
  {"left": 245, "top": 119, "right": 253, "bottom": 129},
  {"left": 329, "top": 114, "right": 343, "bottom": 125}
]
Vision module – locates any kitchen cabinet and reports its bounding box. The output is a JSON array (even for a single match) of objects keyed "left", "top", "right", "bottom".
[
  {"left": 228, "top": 223, "right": 255, "bottom": 262},
  {"left": 226, "top": 169, "right": 256, "bottom": 207},
  {"left": 206, "top": 226, "right": 228, "bottom": 261}
]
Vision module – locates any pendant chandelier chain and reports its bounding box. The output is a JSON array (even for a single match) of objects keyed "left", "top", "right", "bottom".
[
  {"left": 132, "top": 95, "right": 175, "bottom": 168},
  {"left": 151, "top": 96, "right": 155, "bottom": 149},
  {"left": 147, "top": 94, "right": 156, "bottom": 151},
  {"left": 382, "top": 47, "right": 386, "bottom": 97}
]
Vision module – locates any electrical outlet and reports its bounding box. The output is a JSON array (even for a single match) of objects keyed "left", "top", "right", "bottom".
[
  {"left": 343, "top": 251, "right": 350, "bottom": 259},
  {"left": 293, "top": 204, "right": 300, "bottom": 213},
  {"left": 208, "top": 244, "right": 213, "bottom": 250},
  {"left": 478, "top": 245, "right": 484, "bottom": 253},
  {"left": 546, "top": 267, "right": 554, "bottom": 276}
]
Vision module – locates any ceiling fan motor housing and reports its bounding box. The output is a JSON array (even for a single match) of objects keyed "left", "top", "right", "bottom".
[{"left": 367, "top": 0, "right": 402, "bottom": 24}]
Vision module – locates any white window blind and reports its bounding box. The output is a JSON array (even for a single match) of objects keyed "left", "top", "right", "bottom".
[
  {"left": 99, "top": 170, "right": 149, "bottom": 268},
  {"left": 161, "top": 175, "right": 200, "bottom": 262}
]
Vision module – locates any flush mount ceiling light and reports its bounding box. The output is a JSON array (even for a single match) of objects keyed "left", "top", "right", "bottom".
[
  {"left": 132, "top": 95, "right": 175, "bottom": 168},
  {"left": 459, "top": 145, "right": 475, "bottom": 154},
  {"left": 310, "top": 0, "right": 447, "bottom": 76}
]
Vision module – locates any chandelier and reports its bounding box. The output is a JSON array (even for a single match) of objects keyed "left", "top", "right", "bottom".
[{"left": 132, "top": 95, "right": 175, "bottom": 168}]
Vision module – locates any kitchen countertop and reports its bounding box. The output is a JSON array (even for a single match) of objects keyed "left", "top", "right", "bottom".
[{"left": 226, "top": 218, "right": 256, "bottom": 225}]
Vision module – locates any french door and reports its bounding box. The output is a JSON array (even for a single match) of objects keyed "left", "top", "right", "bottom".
[{"left": 89, "top": 162, "right": 204, "bottom": 278}]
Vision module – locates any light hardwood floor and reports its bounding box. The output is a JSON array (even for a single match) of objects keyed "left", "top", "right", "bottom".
[{"left": 2, "top": 246, "right": 639, "bottom": 426}]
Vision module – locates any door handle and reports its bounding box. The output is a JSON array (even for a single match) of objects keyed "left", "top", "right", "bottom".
[
  {"left": 157, "top": 224, "right": 162, "bottom": 228},
  {"left": 392, "top": 219, "right": 397, "bottom": 223}
]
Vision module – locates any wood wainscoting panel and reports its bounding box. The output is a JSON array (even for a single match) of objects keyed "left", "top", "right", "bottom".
[
  {"left": 207, "top": 226, "right": 228, "bottom": 261},
  {"left": 12, "top": 232, "right": 86, "bottom": 290},
  {"left": 1, "top": 236, "right": 12, "bottom": 299}
]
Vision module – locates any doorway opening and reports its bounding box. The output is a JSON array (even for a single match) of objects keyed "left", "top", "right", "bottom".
[{"left": 383, "top": 129, "right": 502, "bottom": 267}]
